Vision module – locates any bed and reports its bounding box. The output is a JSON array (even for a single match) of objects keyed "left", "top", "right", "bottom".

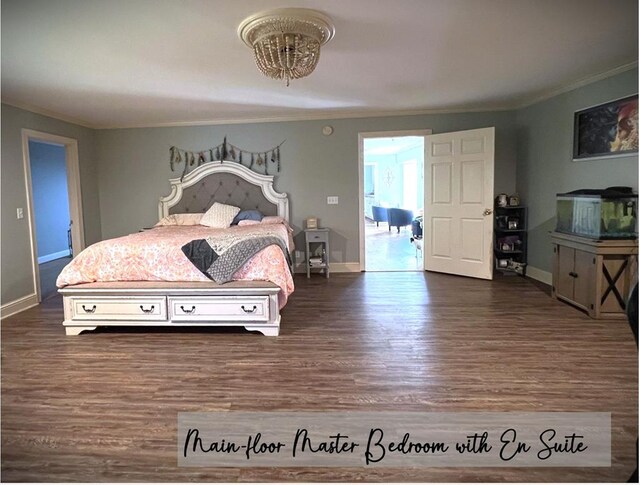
[{"left": 58, "top": 162, "right": 293, "bottom": 337}]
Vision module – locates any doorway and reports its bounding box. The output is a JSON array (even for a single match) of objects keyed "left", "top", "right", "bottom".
[
  {"left": 358, "top": 130, "right": 430, "bottom": 272},
  {"left": 22, "top": 130, "right": 85, "bottom": 302},
  {"left": 359, "top": 127, "right": 495, "bottom": 278}
]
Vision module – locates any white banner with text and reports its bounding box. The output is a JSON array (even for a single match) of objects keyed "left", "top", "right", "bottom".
[{"left": 177, "top": 412, "right": 610, "bottom": 467}]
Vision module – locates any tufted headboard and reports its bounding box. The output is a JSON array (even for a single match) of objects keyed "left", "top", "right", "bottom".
[{"left": 158, "top": 162, "right": 289, "bottom": 221}]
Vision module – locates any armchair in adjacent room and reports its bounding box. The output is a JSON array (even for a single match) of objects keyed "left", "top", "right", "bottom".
[
  {"left": 371, "top": 206, "right": 388, "bottom": 227},
  {"left": 387, "top": 208, "right": 414, "bottom": 233}
]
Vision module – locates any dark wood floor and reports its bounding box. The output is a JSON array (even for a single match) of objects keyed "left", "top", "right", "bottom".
[{"left": 1, "top": 272, "right": 637, "bottom": 481}]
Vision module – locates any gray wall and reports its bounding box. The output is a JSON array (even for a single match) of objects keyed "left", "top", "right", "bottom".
[
  {"left": 29, "top": 141, "right": 71, "bottom": 259},
  {"left": 96, "top": 111, "right": 518, "bottom": 264},
  {"left": 1, "top": 104, "right": 101, "bottom": 304},
  {"left": 515, "top": 69, "right": 639, "bottom": 274}
]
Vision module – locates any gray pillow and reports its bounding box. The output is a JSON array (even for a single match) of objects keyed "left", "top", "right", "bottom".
[{"left": 231, "top": 210, "right": 264, "bottom": 226}]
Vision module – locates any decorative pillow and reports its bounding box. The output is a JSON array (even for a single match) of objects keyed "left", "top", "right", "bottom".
[
  {"left": 155, "top": 213, "right": 204, "bottom": 227},
  {"left": 231, "top": 209, "right": 264, "bottom": 226},
  {"left": 237, "top": 219, "right": 261, "bottom": 226},
  {"left": 200, "top": 202, "right": 241, "bottom": 228},
  {"left": 261, "top": 216, "right": 287, "bottom": 225}
]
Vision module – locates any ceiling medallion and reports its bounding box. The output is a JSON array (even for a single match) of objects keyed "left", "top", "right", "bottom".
[{"left": 238, "top": 8, "right": 335, "bottom": 86}]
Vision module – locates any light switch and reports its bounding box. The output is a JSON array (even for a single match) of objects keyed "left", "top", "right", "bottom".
[
  {"left": 16, "top": 208, "right": 24, "bottom": 219},
  {"left": 327, "top": 196, "right": 339, "bottom": 205}
]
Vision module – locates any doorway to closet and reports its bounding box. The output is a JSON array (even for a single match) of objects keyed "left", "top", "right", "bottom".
[
  {"left": 29, "top": 140, "right": 72, "bottom": 299},
  {"left": 22, "top": 130, "right": 85, "bottom": 302}
]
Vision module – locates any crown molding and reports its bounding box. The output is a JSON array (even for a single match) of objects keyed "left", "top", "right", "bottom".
[
  {"left": 515, "top": 60, "right": 638, "bottom": 109},
  {"left": 3, "top": 60, "right": 636, "bottom": 129},
  {"left": 1, "top": 98, "right": 97, "bottom": 128},
  {"left": 94, "top": 105, "right": 514, "bottom": 130}
]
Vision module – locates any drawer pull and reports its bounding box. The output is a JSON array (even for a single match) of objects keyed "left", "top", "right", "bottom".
[
  {"left": 569, "top": 272, "right": 578, "bottom": 278},
  {"left": 139, "top": 305, "right": 155, "bottom": 314},
  {"left": 241, "top": 305, "right": 258, "bottom": 314},
  {"left": 180, "top": 305, "right": 196, "bottom": 314},
  {"left": 82, "top": 304, "right": 96, "bottom": 314}
]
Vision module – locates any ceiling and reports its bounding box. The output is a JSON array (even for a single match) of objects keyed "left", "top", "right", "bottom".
[{"left": 1, "top": 0, "right": 637, "bottom": 129}]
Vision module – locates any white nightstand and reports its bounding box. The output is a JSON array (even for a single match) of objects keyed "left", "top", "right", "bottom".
[{"left": 304, "top": 228, "right": 330, "bottom": 278}]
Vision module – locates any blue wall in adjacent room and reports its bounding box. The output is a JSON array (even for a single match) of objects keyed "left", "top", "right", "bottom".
[{"left": 29, "top": 140, "right": 71, "bottom": 261}]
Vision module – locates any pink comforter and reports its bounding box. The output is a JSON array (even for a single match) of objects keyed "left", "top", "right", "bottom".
[{"left": 56, "top": 224, "right": 295, "bottom": 308}]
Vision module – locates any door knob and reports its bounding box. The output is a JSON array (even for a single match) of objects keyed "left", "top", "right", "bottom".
[{"left": 483, "top": 208, "right": 493, "bottom": 216}]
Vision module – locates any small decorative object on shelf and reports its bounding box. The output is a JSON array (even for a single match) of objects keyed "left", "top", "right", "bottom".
[
  {"left": 304, "top": 228, "right": 330, "bottom": 278},
  {"left": 496, "top": 193, "right": 508, "bottom": 207},
  {"left": 305, "top": 217, "right": 318, "bottom": 229},
  {"left": 494, "top": 199, "right": 527, "bottom": 276}
]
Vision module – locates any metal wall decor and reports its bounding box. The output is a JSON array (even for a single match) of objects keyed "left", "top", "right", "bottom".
[{"left": 169, "top": 137, "right": 284, "bottom": 180}]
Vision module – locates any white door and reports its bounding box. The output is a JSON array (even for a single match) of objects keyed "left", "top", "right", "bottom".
[{"left": 424, "top": 127, "right": 495, "bottom": 279}]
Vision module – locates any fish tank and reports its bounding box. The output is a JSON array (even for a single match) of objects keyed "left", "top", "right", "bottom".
[{"left": 556, "top": 187, "right": 638, "bottom": 239}]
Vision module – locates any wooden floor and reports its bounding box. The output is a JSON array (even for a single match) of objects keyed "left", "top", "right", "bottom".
[{"left": 1, "top": 272, "right": 637, "bottom": 481}]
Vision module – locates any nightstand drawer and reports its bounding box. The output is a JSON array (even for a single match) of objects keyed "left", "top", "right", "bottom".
[
  {"left": 307, "top": 233, "right": 328, "bottom": 242},
  {"left": 70, "top": 297, "right": 167, "bottom": 321},
  {"left": 168, "top": 296, "right": 270, "bottom": 322}
]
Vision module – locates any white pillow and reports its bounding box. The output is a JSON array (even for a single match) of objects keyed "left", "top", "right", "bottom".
[{"left": 200, "top": 202, "right": 241, "bottom": 228}]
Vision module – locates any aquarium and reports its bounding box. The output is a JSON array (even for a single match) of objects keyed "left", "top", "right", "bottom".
[{"left": 556, "top": 188, "right": 637, "bottom": 239}]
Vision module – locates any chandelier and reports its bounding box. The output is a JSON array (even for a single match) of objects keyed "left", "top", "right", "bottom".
[{"left": 238, "top": 8, "right": 335, "bottom": 86}]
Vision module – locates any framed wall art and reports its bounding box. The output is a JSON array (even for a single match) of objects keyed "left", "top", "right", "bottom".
[{"left": 573, "top": 94, "right": 638, "bottom": 161}]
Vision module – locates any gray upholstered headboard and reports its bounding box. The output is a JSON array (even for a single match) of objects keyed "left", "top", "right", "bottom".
[{"left": 159, "top": 162, "right": 289, "bottom": 221}]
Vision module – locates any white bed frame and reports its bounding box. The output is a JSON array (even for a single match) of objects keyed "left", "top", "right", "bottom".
[{"left": 60, "top": 162, "right": 290, "bottom": 337}]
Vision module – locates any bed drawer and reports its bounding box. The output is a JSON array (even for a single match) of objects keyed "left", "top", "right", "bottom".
[
  {"left": 168, "top": 296, "right": 270, "bottom": 323},
  {"left": 70, "top": 297, "right": 167, "bottom": 321}
]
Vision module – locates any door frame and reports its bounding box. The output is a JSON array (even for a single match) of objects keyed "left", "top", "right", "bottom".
[
  {"left": 358, "top": 129, "right": 432, "bottom": 271},
  {"left": 22, "top": 129, "right": 85, "bottom": 302}
]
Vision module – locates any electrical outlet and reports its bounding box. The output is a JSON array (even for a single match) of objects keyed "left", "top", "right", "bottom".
[
  {"left": 16, "top": 208, "right": 24, "bottom": 219},
  {"left": 327, "top": 196, "right": 339, "bottom": 205}
]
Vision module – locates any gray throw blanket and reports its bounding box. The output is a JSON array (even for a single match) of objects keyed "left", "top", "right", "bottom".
[{"left": 181, "top": 234, "right": 291, "bottom": 283}]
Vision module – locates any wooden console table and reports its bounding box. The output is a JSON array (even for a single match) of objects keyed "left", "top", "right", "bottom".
[{"left": 550, "top": 232, "right": 638, "bottom": 319}]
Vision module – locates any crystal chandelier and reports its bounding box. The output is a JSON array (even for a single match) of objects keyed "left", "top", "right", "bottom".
[{"left": 238, "top": 8, "right": 335, "bottom": 86}]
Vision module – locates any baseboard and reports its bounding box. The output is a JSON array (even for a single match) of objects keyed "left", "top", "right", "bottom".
[
  {"left": 294, "top": 262, "right": 361, "bottom": 273},
  {"left": 526, "top": 265, "right": 552, "bottom": 286},
  {"left": 38, "top": 249, "right": 70, "bottom": 264},
  {"left": 332, "top": 262, "right": 361, "bottom": 273},
  {"left": 1, "top": 293, "right": 39, "bottom": 319}
]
